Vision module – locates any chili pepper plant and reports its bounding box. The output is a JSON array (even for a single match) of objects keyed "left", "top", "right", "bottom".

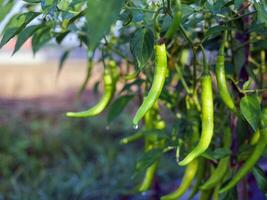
[{"left": 0, "top": 0, "right": 267, "bottom": 199}]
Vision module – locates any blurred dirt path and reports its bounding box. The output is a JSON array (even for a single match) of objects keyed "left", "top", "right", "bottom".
[{"left": 0, "top": 60, "right": 103, "bottom": 98}]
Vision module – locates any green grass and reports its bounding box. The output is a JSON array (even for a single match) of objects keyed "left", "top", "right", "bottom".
[
  {"left": 0, "top": 110, "right": 180, "bottom": 200},
  {"left": 0, "top": 113, "right": 139, "bottom": 199}
]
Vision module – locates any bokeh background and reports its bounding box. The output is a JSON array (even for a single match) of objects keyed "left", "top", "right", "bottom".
[{"left": 0, "top": 30, "right": 182, "bottom": 199}]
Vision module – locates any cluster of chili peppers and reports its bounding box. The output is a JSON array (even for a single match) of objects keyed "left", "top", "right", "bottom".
[{"left": 66, "top": 0, "right": 267, "bottom": 199}]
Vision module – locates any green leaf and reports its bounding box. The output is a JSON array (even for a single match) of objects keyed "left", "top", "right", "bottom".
[
  {"left": 131, "top": 10, "right": 144, "bottom": 22},
  {"left": 240, "top": 95, "right": 261, "bottom": 131},
  {"left": 87, "top": 0, "right": 124, "bottom": 51},
  {"left": 205, "top": 25, "right": 226, "bottom": 39},
  {"left": 120, "top": 79, "right": 144, "bottom": 93},
  {"left": 0, "top": 12, "right": 40, "bottom": 48},
  {"left": 233, "top": 40, "right": 246, "bottom": 76},
  {"left": 242, "top": 78, "right": 253, "bottom": 90},
  {"left": 130, "top": 28, "right": 154, "bottom": 70},
  {"left": 107, "top": 94, "right": 134, "bottom": 123},
  {"left": 260, "top": 107, "right": 267, "bottom": 128},
  {"left": 220, "top": 187, "right": 237, "bottom": 200},
  {"left": 212, "top": 148, "right": 232, "bottom": 160},
  {"left": 13, "top": 25, "right": 41, "bottom": 55},
  {"left": 135, "top": 149, "right": 162, "bottom": 173},
  {"left": 0, "top": 1, "right": 14, "bottom": 23},
  {"left": 202, "top": 148, "right": 231, "bottom": 161},
  {"left": 23, "top": 0, "right": 41, "bottom": 3},
  {"left": 254, "top": 1, "right": 267, "bottom": 26},
  {"left": 180, "top": 4, "right": 195, "bottom": 18},
  {"left": 57, "top": 50, "right": 70, "bottom": 77},
  {"left": 31, "top": 26, "right": 52, "bottom": 54},
  {"left": 252, "top": 165, "right": 267, "bottom": 197},
  {"left": 55, "top": 31, "right": 70, "bottom": 44}
]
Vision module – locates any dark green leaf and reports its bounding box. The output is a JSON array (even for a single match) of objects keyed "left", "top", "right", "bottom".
[
  {"left": 93, "top": 81, "right": 100, "bottom": 94},
  {"left": 120, "top": 79, "right": 144, "bottom": 93},
  {"left": 180, "top": 4, "right": 195, "bottom": 18},
  {"left": 107, "top": 95, "right": 134, "bottom": 123},
  {"left": 31, "top": 27, "right": 52, "bottom": 54},
  {"left": 252, "top": 165, "right": 267, "bottom": 197},
  {"left": 57, "top": 50, "right": 70, "bottom": 77},
  {"left": 254, "top": 1, "right": 267, "bottom": 26},
  {"left": 136, "top": 149, "right": 162, "bottom": 173},
  {"left": 131, "top": 10, "right": 144, "bottom": 22},
  {"left": 0, "top": 12, "right": 40, "bottom": 48},
  {"left": 13, "top": 25, "right": 41, "bottom": 55},
  {"left": 212, "top": 148, "right": 232, "bottom": 160},
  {"left": 205, "top": 25, "right": 226, "bottom": 39},
  {"left": 240, "top": 95, "right": 261, "bottom": 131},
  {"left": 220, "top": 186, "right": 237, "bottom": 200},
  {"left": 233, "top": 40, "right": 246, "bottom": 75},
  {"left": 23, "top": 0, "right": 40, "bottom": 3},
  {"left": 87, "top": 0, "right": 124, "bottom": 51},
  {"left": 202, "top": 148, "right": 231, "bottom": 161},
  {"left": 130, "top": 28, "right": 154, "bottom": 70}
]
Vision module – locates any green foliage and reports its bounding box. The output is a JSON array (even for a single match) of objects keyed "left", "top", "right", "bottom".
[
  {"left": 0, "top": 0, "right": 267, "bottom": 199},
  {"left": 87, "top": 0, "right": 124, "bottom": 51},
  {"left": 130, "top": 28, "right": 154, "bottom": 69},
  {"left": 0, "top": 116, "right": 137, "bottom": 199},
  {"left": 253, "top": 165, "right": 267, "bottom": 197},
  {"left": 107, "top": 94, "right": 134, "bottom": 124},
  {"left": 240, "top": 95, "right": 261, "bottom": 131}
]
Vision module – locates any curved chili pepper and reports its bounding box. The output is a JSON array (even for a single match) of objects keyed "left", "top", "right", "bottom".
[
  {"left": 200, "top": 128, "right": 232, "bottom": 190},
  {"left": 139, "top": 160, "right": 159, "bottom": 192},
  {"left": 188, "top": 158, "right": 205, "bottom": 199},
  {"left": 213, "top": 184, "right": 220, "bottom": 200},
  {"left": 219, "top": 128, "right": 267, "bottom": 193},
  {"left": 216, "top": 31, "right": 236, "bottom": 112},
  {"left": 139, "top": 104, "right": 165, "bottom": 192},
  {"left": 133, "top": 43, "right": 168, "bottom": 126},
  {"left": 179, "top": 73, "right": 214, "bottom": 166},
  {"left": 66, "top": 62, "right": 117, "bottom": 118},
  {"left": 165, "top": 0, "right": 181, "bottom": 40},
  {"left": 160, "top": 159, "right": 199, "bottom": 200}
]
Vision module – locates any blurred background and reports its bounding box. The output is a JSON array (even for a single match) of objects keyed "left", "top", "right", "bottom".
[{"left": 0, "top": 28, "right": 181, "bottom": 199}]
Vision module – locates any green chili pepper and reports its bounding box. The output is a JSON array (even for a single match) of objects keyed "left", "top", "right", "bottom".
[
  {"left": 139, "top": 104, "right": 165, "bottom": 192},
  {"left": 139, "top": 160, "right": 159, "bottom": 192},
  {"left": 161, "top": 159, "right": 199, "bottom": 200},
  {"left": 212, "top": 184, "right": 220, "bottom": 200},
  {"left": 66, "top": 62, "right": 117, "bottom": 118},
  {"left": 188, "top": 158, "right": 205, "bottom": 199},
  {"left": 165, "top": 0, "right": 181, "bottom": 40},
  {"left": 133, "top": 43, "right": 168, "bottom": 126},
  {"left": 179, "top": 74, "right": 214, "bottom": 166},
  {"left": 261, "top": 107, "right": 267, "bottom": 128},
  {"left": 200, "top": 128, "right": 232, "bottom": 190},
  {"left": 160, "top": 96, "right": 200, "bottom": 199},
  {"left": 216, "top": 31, "right": 236, "bottom": 112},
  {"left": 219, "top": 128, "right": 267, "bottom": 193}
]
